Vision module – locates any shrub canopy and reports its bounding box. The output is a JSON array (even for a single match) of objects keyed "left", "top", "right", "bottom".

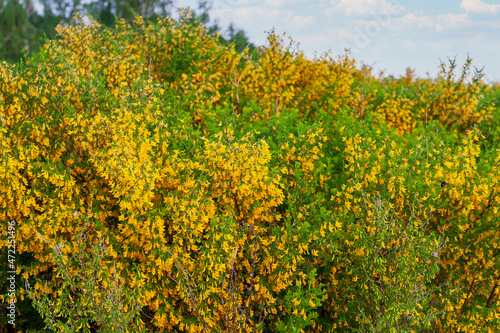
[{"left": 1, "top": 11, "right": 500, "bottom": 332}]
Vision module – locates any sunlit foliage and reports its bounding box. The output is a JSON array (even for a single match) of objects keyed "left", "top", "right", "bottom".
[{"left": 1, "top": 10, "right": 499, "bottom": 332}]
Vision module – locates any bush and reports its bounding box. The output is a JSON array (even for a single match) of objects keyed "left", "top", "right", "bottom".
[{"left": 1, "top": 11, "right": 499, "bottom": 332}]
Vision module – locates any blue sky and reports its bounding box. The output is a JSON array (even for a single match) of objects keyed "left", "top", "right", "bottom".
[{"left": 175, "top": 0, "right": 500, "bottom": 82}]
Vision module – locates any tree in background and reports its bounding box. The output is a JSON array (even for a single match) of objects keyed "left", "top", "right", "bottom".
[
  {"left": 0, "top": 0, "right": 255, "bottom": 63},
  {"left": 0, "top": 0, "right": 37, "bottom": 62},
  {"left": 195, "top": 0, "right": 255, "bottom": 54},
  {"left": 83, "top": 0, "right": 173, "bottom": 27}
]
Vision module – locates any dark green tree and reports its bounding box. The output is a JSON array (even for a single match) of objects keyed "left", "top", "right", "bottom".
[
  {"left": 0, "top": 0, "right": 256, "bottom": 63},
  {"left": 0, "top": 0, "right": 175, "bottom": 62},
  {"left": 83, "top": 0, "right": 173, "bottom": 27},
  {"left": 226, "top": 22, "right": 255, "bottom": 54},
  {"left": 193, "top": 0, "right": 256, "bottom": 54},
  {"left": 0, "top": 0, "right": 38, "bottom": 62}
]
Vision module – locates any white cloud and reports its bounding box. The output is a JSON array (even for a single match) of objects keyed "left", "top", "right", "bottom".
[
  {"left": 461, "top": 0, "right": 500, "bottom": 15},
  {"left": 291, "top": 30, "right": 356, "bottom": 58},
  {"left": 326, "top": 0, "right": 404, "bottom": 16},
  {"left": 265, "top": 0, "right": 286, "bottom": 7},
  {"left": 262, "top": 0, "right": 313, "bottom": 7},
  {"left": 387, "top": 13, "right": 434, "bottom": 30},
  {"left": 213, "top": 6, "right": 294, "bottom": 27},
  {"left": 191, "top": 0, "right": 500, "bottom": 81},
  {"left": 387, "top": 13, "right": 469, "bottom": 32},
  {"left": 291, "top": 15, "right": 316, "bottom": 29},
  {"left": 292, "top": 33, "right": 331, "bottom": 55},
  {"left": 325, "top": 27, "right": 358, "bottom": 41},
  {"left": 480, "top": 20, "right": 500, "bottom": 28},
  {"left": 210, "top": 6, "right": 295, "bottom": 45},
  {"left": 401, "top": 39, "right": 418, "bottom": 51},
  {"left": 435, "top": 13, "right": 470, "bottom": 30}
]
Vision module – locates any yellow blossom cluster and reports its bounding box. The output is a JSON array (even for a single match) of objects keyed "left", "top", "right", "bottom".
[{"left": 1, "top": 10, "right": 499, "bottom": 332}]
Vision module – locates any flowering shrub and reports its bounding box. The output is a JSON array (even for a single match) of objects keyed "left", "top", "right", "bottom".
[{"left": 1, "top": 10, "right": 499, "bottom": 332}]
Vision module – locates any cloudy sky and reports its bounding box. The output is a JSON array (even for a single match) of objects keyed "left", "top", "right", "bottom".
[{"left": 175, "top": 0, "right": 500, "bottom": 82}]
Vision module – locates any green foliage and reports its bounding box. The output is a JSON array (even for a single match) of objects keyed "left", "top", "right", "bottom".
[
  {"left": 26, "top": 227, "right": 146, "bottom": 332},
  {"left": 1, "top": 9, "right": 500, "bottom": 333}
]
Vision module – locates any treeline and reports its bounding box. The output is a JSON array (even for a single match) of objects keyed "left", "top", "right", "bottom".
[{"left": 0, "top": 0, "right": 254, "bottom": 62}]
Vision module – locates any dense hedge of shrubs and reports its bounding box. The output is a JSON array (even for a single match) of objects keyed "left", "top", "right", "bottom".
[{"left": 1, "top": 10, "right": 500, "bottom": 332}]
